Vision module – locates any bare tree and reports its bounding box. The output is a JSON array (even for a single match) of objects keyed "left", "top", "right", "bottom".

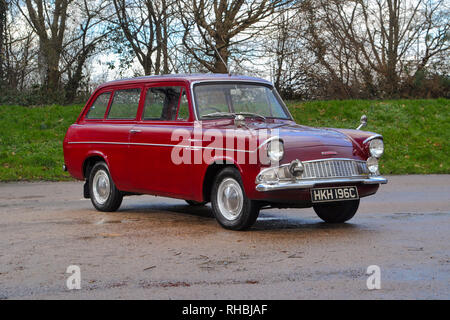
[
  {"left": 111, "top": 0, "right": 175, "bottom": 75},
  {"left": 269, "top": 0, "right": 449, "bottom": 99},
  {"left": 179, "top": 0, "right": 291, "bottom": 73},
  {"left": 0, "top": 0, "right": 8, "bottom": 85},
  {"left": 14, "top": 0, "right": 112, "bottom": 100},
  {"left": 16, "top": 0, "right": 72, "bottom": 93},
  {"left": 1, "top": 2, "right": 38, "bottom": 92},
  {"left": 4, "top": 30, "right": 36, "bottom": 91},
  {"left": 62, "top": 0, "right": 112, "bottom": 103}
]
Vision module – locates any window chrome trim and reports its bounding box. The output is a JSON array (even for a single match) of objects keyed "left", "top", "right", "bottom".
[{"left": 189, "top": 80, "right": 293, "bottom": 121}]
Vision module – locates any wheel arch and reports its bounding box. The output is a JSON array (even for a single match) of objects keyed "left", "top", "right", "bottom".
[
  {"left": 82, "top": 152, "right": 109, "bottom": 180},
  {"left": 201, "top": 159, "right": 244, "bottom": 203}
]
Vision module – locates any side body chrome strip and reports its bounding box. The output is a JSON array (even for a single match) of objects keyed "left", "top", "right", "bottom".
[{"left": 67, "top": 141, "right": 254, "bottom": 153}]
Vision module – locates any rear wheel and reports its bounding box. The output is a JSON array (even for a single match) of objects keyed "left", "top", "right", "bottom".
[
  {"left": 313, "top": 199, "right": 359, "bottom": 223},
  {"left": 89, "top": 162, "right": 123, "bottom": 212},
  {"left": 211, "top": 167, "right": 260, "bottom": 230}
]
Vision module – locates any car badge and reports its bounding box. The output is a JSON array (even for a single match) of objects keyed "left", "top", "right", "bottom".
[{"left": 321, "top": 151, "right": 337, "bottom": 156}]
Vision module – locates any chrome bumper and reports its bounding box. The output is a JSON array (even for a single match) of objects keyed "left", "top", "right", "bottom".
[{"left": 256, "top": 176, "right": 388, "bottom": 192}]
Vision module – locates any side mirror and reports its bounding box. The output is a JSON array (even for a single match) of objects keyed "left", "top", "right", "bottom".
[{"left": 356, "top": 115, "right": 367, "bottom": 130}]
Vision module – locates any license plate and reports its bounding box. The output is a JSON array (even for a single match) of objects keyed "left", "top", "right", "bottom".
[{"left": 311, "top": 186, "right": 359, "bottom": 203}]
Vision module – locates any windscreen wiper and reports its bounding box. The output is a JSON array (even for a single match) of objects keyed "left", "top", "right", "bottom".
[
  {"left": 236, "top": 112, "right": 266, "bottom": 122},
  {"left": 202, "top": 112, "right": 235, "bottom": 118},
  {"left": 202, "top": 112, "right": 266, "bottom": 122}
]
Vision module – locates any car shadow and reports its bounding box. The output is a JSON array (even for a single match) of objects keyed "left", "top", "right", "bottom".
[
  {"left": 120, "top": 202, "right": 214, "bottom": 218},
  {"left": 119, "top": 201, "right": 362, "bottom": 232},
  {"left": 252, "top": 214, "right": 360, "bottom": 232}
]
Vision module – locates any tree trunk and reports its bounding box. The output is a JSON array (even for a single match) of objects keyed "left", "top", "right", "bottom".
[
  {"left": 162, "top": 2, "right": 169, "bottom": 74},
  {"left": 65, "top": 47, "right": 91, "bottom": 104},
  {"left": 385, "top": 0, "right": 399, "bottom": 96},
  {"left": 23, "top": 0, "right": 69, "bottom": 94},
  {"left": 0, "top": 0, "right": 6, "bottom": 85},
  {"left": 42, "top": 41, "right": 61, "bottom": 92}
]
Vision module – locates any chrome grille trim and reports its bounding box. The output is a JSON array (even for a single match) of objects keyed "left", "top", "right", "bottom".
[{"left": 300, "top": 158, "right": 369, "bottom": 179}]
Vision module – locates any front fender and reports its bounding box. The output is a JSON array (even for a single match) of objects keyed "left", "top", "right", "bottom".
[{"left": 329, "top": 128, "right": 382, "bottom": 159}]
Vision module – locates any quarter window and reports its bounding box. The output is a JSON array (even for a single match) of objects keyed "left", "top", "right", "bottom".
[
  {"left": 86, "top": 92, "right": 111, "bottom": 119},
  {"left": 143, "top": 86, "right": 182, "bottom": 120},
  {"left": 107, "top": 88, "right": 141, "bottom": 119},
  {"left": 177, "top": 89, "right": 190, "bottom": 120}
]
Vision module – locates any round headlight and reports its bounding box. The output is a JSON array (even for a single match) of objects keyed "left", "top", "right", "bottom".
[
  {"left": 369, "top": 139, "right": 384, "bottom": 158},
  {"left": 367, "top": 157, "right": 379, "bottom": 174},
  {"left": 267, "top": 140, "right": 284, "bottom": 162}
]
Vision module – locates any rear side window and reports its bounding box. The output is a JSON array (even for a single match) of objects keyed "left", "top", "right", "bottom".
[
  {"left": 86, "top": 92, "right": 111, "bottom": 119},
  {"left": 143, "top": 86, "right": 182, "bottom": 120},
  {"left": 107, "top": 88, "right": 141, "bottom": 119}
]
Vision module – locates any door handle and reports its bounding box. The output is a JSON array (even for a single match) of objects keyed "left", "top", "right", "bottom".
[{"left": 130, "top": 129, "right": 142, "bottom": 134}]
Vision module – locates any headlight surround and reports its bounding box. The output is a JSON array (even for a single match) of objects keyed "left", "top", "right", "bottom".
[
  {"left": 369, "top": 139, "right": 384, "bottom": 158},
  {"left": 267, "top": 140, "right": 284, "bottom": 162},
  {"left": 257, "top": 169, "right": 279, "bottom": 184},
  {"left": 367, "top": 157, "right": 379, "bottom": 174}
]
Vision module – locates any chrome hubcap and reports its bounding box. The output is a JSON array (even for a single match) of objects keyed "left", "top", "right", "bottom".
[
  {"left": 217, "top": 178, "right": 243, "bottom": 221},
  {"left": 93, "top": 169, "right": 110, "bottom": 205}
]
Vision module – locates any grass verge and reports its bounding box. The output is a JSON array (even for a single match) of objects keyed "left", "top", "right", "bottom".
[
  {"left": 0, "top": 104, "right": 83, "bottom": 181},
  {"left": 0, "top": 99, "right": 448, "bottom": 181},
  {"left": 287, "top": 98, "right": 449, "bottom": 174}
]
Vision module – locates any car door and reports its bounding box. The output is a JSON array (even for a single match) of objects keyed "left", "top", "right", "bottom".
[
  {"left": 128, "top": 82, "right": 194, "bottom": 198},
  {"left": 75, "top": 86, "right": 142, "bottom": 191}
]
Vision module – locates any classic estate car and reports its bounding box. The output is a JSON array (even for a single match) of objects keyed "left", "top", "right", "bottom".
[{"left": 63, "top": 74, "right": 387, "bottom": 230}]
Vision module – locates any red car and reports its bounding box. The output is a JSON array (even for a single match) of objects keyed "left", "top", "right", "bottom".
[{"left": 63, "top": 74, "right": 387, "bottom": 230}]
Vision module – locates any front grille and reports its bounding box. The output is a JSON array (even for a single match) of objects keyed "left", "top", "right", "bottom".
[{"left": 301, "top": 159, "right": 369, "bottom": 179}]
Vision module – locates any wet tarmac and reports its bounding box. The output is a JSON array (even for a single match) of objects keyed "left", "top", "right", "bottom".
[{"left": 0, "top": 175, "right": 449, "bottom": 299}]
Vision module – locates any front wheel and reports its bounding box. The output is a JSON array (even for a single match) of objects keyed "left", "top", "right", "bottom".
[
  {"left": 89, "top": 162, "right": 123, "bottom": 212},
  {"left": 211, "top": 167, "right": 260, "bottom": 230},
  {"left": 313, "top": 199, "right": 360, "bottom": 223}
]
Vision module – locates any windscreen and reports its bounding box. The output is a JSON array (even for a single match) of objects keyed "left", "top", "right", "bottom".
[{"left": 194, "top": 83, "right": 290, "bottom": 120}]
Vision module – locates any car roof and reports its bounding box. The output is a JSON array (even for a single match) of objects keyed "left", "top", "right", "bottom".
[{"left": 96, "top": 73, "right": 273, "bottom": 90}]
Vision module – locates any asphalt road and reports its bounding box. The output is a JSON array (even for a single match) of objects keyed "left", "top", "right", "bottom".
[{"left": 0, "top": 175, "right": 449, "bottom": 299}]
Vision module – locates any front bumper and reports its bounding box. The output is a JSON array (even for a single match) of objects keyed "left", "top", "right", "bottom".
[{"left": 256, "top": 176, "right": 387, "bottom": 192}]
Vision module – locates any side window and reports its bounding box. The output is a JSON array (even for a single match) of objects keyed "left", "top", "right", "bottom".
[
  {"left": 86, "top": 92, "right": 111, "bottom": 119},
  {"left": 176, "top": 89, "right": 190, "bottom": 120},
  {"left": 107, "top": 88, "right": 141, "bottom": 119},
  {"left": 143, "top": 86, "right": 182, "bottom": 120}
]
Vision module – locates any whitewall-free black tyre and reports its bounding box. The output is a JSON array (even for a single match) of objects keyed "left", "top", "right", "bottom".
[
  {"left": 211, "top": 167, "right": 260, "bottom": 230},
  {"left": 89, "top": 162, "right": 123, "bottom": 212},
  {"left": 313, "top": 199, "right": 359, "bottom": 223}
]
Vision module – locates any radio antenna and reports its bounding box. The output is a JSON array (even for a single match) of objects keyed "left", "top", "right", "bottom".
[{"left": 203, "top": 32, "right": 231, "bottom": 77}]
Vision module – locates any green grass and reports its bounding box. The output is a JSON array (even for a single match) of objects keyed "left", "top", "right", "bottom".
[
  {"left": 0, "top": 99, "right": 449, "bottom": 181},
  {"left": 287, "top": 99, "right": 450, "bottom": 174},
  {"left": 0, "top": 104, "right": 83, "bottom": 181}
]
